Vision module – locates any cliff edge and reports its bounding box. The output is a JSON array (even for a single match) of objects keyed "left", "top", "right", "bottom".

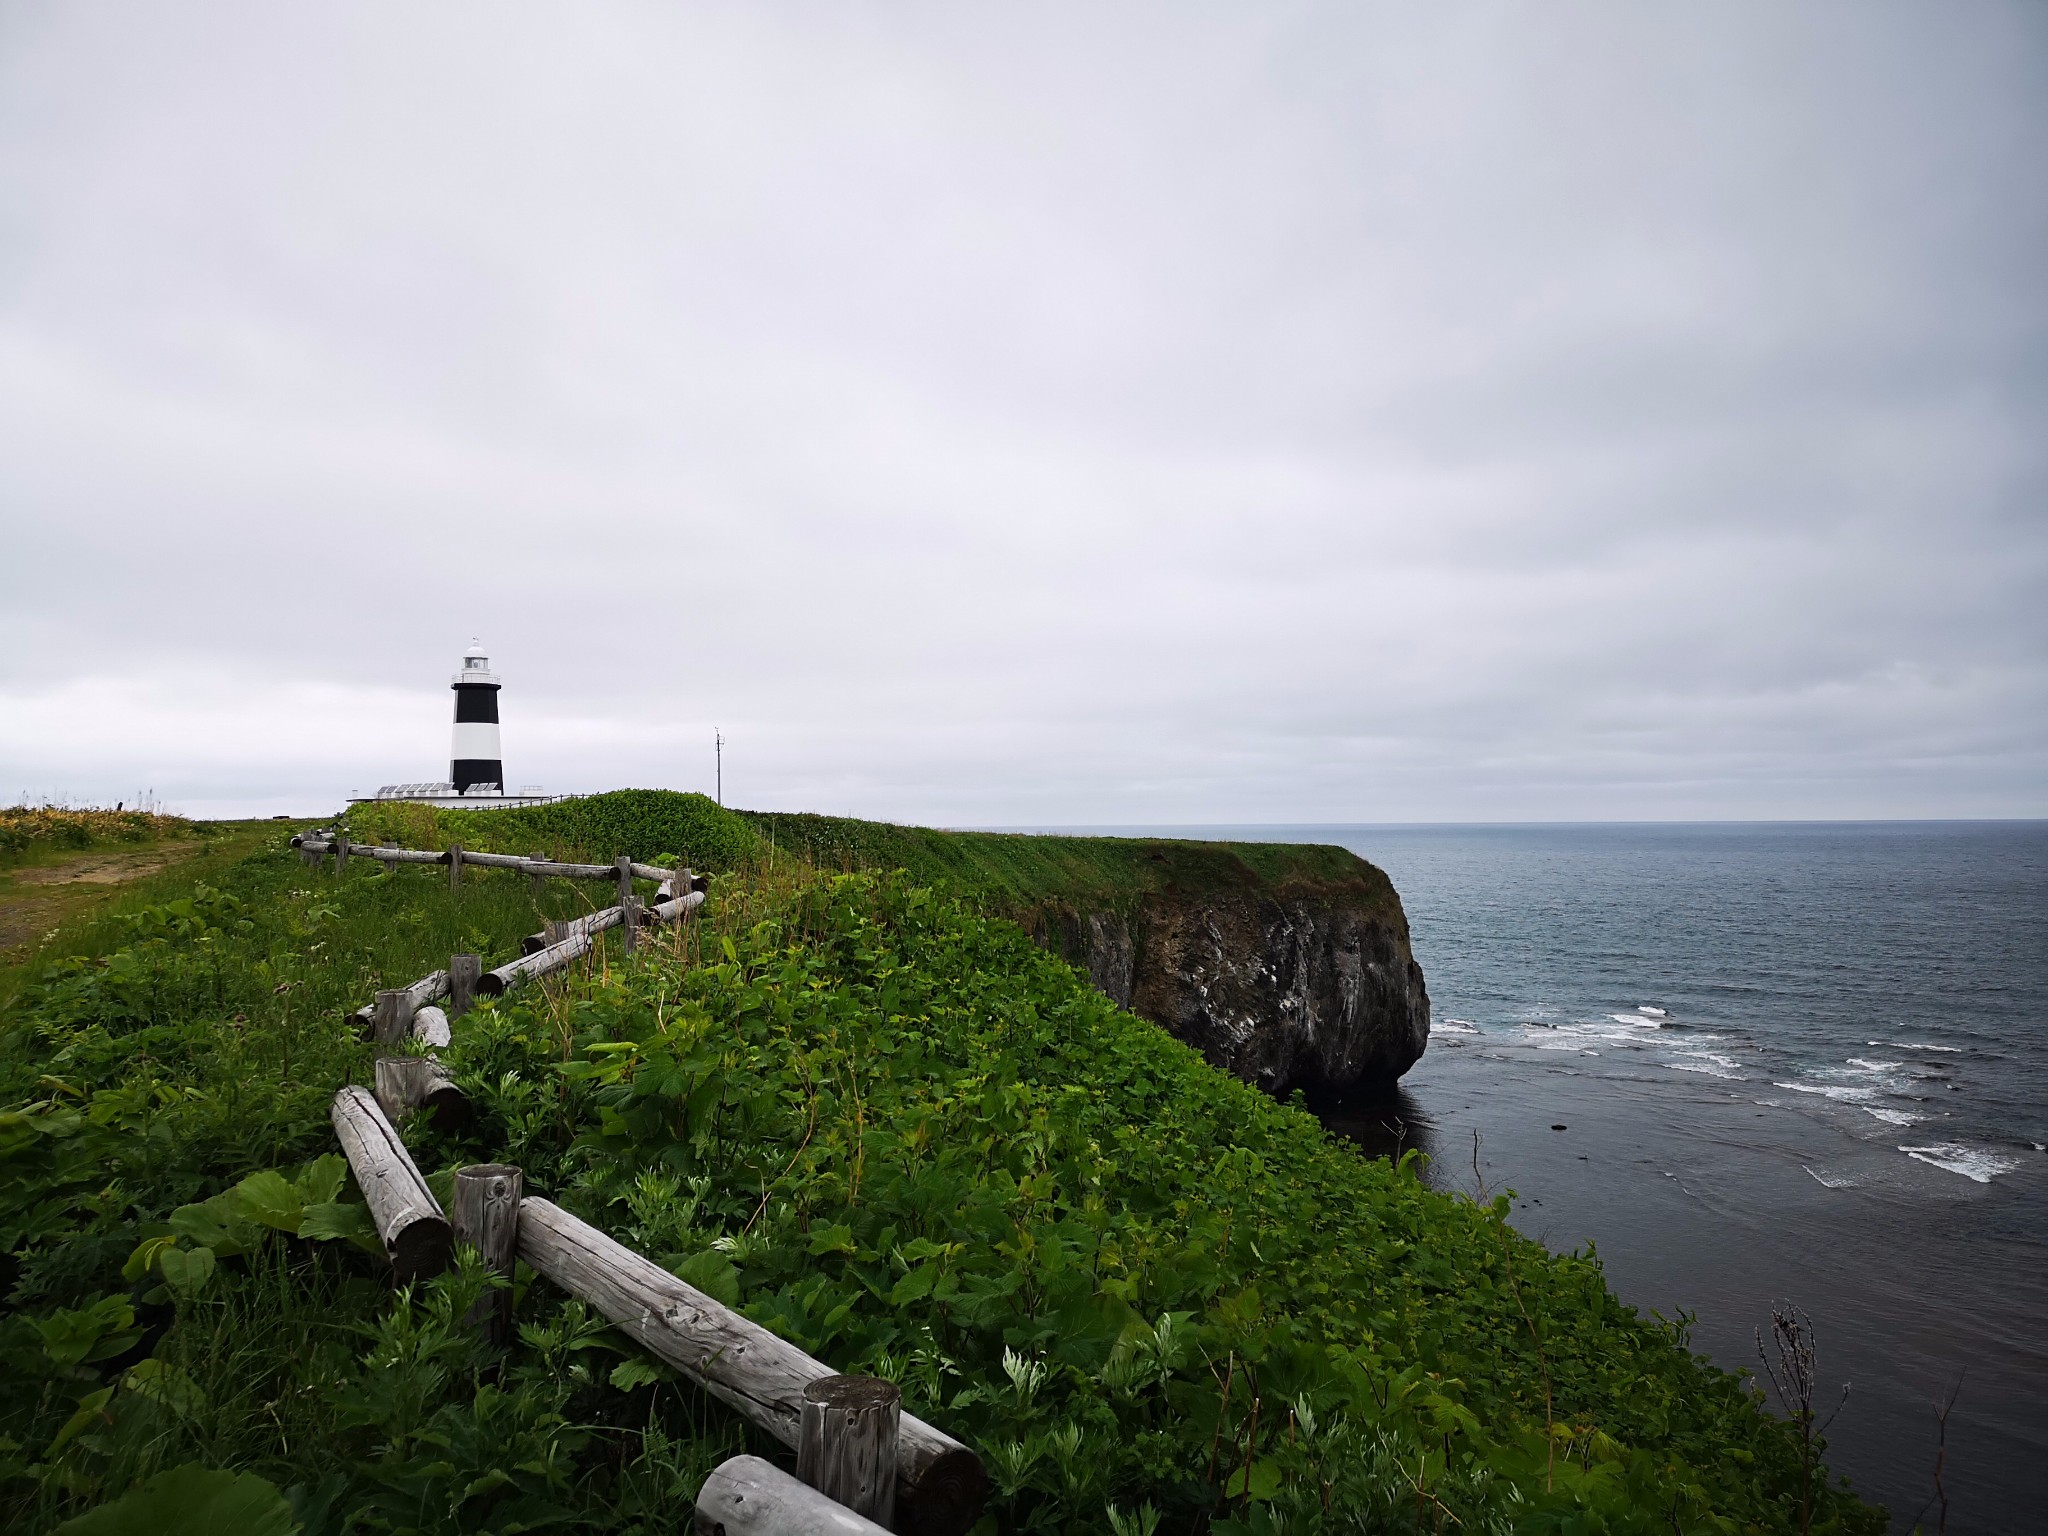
[{"left": 352, "top": 791, "right": 1431, "bottom": 1098}]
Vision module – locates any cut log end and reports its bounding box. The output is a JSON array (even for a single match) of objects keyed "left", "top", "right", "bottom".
[
  {"left": 388, "top": 1215, "right": 455, "bottom": 1282},
  {"left": 897, "top": 1447, "right": 990, "bottom": 1536}
]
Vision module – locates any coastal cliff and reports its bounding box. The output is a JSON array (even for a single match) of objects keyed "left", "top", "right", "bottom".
[
  {"left": 1032, "top": 877, "right": 1431, "bottom": 1097},
  {"left": 731, "top": 807, "right": 1434, "bottom": 1098}
]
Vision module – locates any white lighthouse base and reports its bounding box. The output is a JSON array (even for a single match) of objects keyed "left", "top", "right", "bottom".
[{"left": 351, "top": 783, "right": 570, "bottom": 810}]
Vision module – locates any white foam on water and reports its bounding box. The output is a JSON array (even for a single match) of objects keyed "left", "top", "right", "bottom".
[
  {"left": 1664, "top": 1059, "right": 1744, "bottom": 1079},
  {"left": 1898, "top": 1143, "right": 2020, "bottom": 1183},
  {"left": 1437, "top": 1019, "right": 1481, "bottom": 1035},
  {"left": 1802, "top": 1166, "right": 1857, "bottom": 1189},
  {"left": 1775, "top": 1081, "right": 1878, "bottom": 1102},
  {"left": 1845, "top": 1058, "right": 1904, "bottom": 1074},
  {"left": 1887, "top": 1041, "right": 1963, "bottom": 1053},
  {"left": 1637, "top": 1005, "right": 1667, "bottom": 1016},
  {"left": 1609, "top": 1013, "right": 1664, "bottom": 1029},
  {"left": 1863, "top": 1107, "right": 1922, "bottom": 1126}
]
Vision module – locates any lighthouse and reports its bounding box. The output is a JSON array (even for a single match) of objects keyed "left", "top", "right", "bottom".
[{"left": 449, "top": 642, "right": 503, "bottom": 793}]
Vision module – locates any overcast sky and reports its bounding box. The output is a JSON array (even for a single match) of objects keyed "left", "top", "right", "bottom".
[{"left": 2, "top": 3, "right": 2043, "bottom": 823}]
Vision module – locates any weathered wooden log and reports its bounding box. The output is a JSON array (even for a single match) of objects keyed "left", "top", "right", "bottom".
[
  {"left": 349, "top": 970, "right": 450, "bottom": 1034},
  {"left": 292, "top": 841, "right": 685, "bottom": 889},
  {"left": 372, "top": 988, "right": 417, "bottom": 1049},
  {"left": 372, "top": 1054, "right": 471, "bottom": 1131},
  {"left": 695, "top": 1455, "right": 891, "bottom": 1536},
  {"left": 646, "top": 890, "right": 708, "bottom": 925},
  {"left": 479, "top": 928, "right": 594, "bottom": 997},
  {"left": 299, "top": 837, "right": 441, "bottom": 867},
  {"left": 448, "top": 843, "right": 463, "bottom": 891},
  {"left": 411, "top": 1004, "right": 452, "bottom": 1049},
  {"left": 330, "top": 1086, "right": 451, "bottom": 1280},
  {"left": 455, "top": 850, "right": 618, "bottom": 879},
  {"left": 453, "top": 1164, "right": 522, "bottom": 1345},
  {"left": 799, "top": 1375, "right": 899, "bottom": 1527},
  {"left": 448, "top": 955, "right": 481, "bottom": 1019},
  {"left": 517, "top": 1198, "right": 985, "bottom": 1536}
]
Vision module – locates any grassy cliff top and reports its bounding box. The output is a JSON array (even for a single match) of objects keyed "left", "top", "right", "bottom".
[{"left": 344, "top": 789, "right": 1404, "bottom": 925}]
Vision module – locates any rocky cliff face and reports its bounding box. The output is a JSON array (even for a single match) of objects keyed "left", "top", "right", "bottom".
[{"left": 1033, "top": 883, "right": 1431, "bottom": 1099}]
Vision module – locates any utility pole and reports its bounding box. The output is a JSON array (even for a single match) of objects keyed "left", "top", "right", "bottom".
[{"left": 715, "top": 730, "right": 723, "bottom": 806}]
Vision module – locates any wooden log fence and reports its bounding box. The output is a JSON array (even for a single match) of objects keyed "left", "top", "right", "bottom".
[
  {"left": 517, "top": 1196, "right": 984, "bottom": 1536},
  {"left": 292, "top": 834, "right": 701, "bottom": 891},
  {"left": 307, "top": 827, "right": 976, "bottom": 1530}
]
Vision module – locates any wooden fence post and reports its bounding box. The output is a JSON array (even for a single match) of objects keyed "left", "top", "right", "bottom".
[
  {"left": 373, "top": 1053, "right": 471, "bottom": 1132},
  {"left": 448, "top": 843, "right": 464, "bottom": 891},
  {"left": 372, "top": 988, "right": 415, "bottom": 1048},
  {"left": 330, "top": 1086, "right": 451, "bottom": 1281},
  {"left": 695, "top": 1455, "right": 891, "bottom": 1535},
  {"left": 799, "top": 1375, "right": 900, "bottom": 1528},
  {"left": 334, "top": 832, "right": 351, "bottom": 874},
  {"left": 615, "top": 856, "right": 636, "bottom": 956},
  {"left": 529, "top": 852, "right": 546, "bottom": 898},
  {"left": 448, "top": 954, "right": 481, "bottom": 1020},
  {"left": 453, "top": 1165, "right": 522, "bottom": 1345}
]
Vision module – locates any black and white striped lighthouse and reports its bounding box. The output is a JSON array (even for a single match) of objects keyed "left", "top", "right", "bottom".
[{"left": 449, "top": 642, "right": 503, "bottom": 793}]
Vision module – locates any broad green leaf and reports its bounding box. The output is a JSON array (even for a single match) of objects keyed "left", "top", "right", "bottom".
[
  {"left": 671, "top": 1249, "right": 741, "bottom": 1307},
  {"left": 232, "top": 1170, "right": 303, "bottom": 1233},
  {"left": 158, "top": 1245, "right": 216, "bottom": 1294},
  {"left": 299, "top": 1202, "right": 380, "bottom": 1253},
  {"left": 122, "top": 1235, "right": 178, "bottom": 1285},
  {"left": 123, "top": 1360, "right": 206, "bottom": 1419},
  {"left": 55, "top": 1462, "right": 300, "bottom": 1536},
  {"left": 294, "top": 1154, "right": 347, "bottom": 1207},
  {"left": 1221, "top": 1459, "right": 1282, "bottom": 1503},
  {"left": 49, "top": 1388, "right": 114, "bottom": 1453},
  {"left": 889, "top": 1264, "right": 939, "bottom": 1304},
  {"left": 39, "top": 1296, "right": 136, "bottom": 1369},
  {"left": 609, "top": 1357, "right": 666, "bottom": 1391},
  {"left": 807, "top": 1223, "right": 856, "bottom": 1256}
]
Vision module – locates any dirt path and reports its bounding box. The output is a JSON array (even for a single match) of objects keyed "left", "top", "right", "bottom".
[{"left": 0, "top": 842, "right": 213, "bottom": 957}]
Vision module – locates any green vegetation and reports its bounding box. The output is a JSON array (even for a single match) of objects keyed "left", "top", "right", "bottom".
[
  {"left": 0, "top": 801, "right": 1882, "bottom": 1533},
  {"left": 349, "top": 790, "right": 1399, "bottom": 930},
  {"left": 0, "top": 807, "right": 202, "bottom": 871}
]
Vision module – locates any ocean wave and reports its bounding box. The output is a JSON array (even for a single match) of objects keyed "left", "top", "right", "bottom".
[
  {"left": 1802, "top": 1166, "right": 1857, "bottom": 1189},
  {"left": 1872, "top": 1040, "right": 1964, "bottom": 1053},
  {"left": 1637, "top": 1005, "right": 1667, "bottom": 1017},
  {"left": 1437, "top": 1019, "right": 1481, "bottom": 1035},
  {"left": 1863, "top": 1107, "right": 1922, "bottom": 1126},
  {"left": 1845, "top": 1058, "right": 1903, "bottom": 1073},
  {"left": 1664, "top": 1059, "right": 1744, "bottom": 1079},
  {"left": 1774, "top": 1081, "right": 1877, "bottom": 1102},
  {"left": 1898, "top": 1143, "right": 2020, "bottom": 1183},
  {"left": 1608, "top": 1013, "right": 1664, "bottom": 1029}
]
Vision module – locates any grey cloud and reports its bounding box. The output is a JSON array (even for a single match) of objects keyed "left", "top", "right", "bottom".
[{"left": 1, "top": 1, "right": 2043, "bottom": 822}]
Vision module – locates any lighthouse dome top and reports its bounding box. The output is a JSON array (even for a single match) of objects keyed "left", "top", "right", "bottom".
[{"left": 452, "top": 641, "right": 499, "bottom": 688}]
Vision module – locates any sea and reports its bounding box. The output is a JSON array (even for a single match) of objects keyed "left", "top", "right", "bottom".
[{"left": 1048, "top": 823, "right": 2048, "bottom": 1534}]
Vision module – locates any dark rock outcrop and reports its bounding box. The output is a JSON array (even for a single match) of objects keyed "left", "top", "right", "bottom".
[{"left": 1032, "top": 880, "right": 1430, "bottom": 1099}]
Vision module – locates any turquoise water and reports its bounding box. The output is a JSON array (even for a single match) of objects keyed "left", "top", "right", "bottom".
[{"left": 1057, "top": 822, "right": 2048, "bottom": 1533}]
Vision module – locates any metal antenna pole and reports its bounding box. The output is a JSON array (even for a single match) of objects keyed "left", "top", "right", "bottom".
[{"left": 716, "top": 730, "right": 723, "bottom": 806}]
